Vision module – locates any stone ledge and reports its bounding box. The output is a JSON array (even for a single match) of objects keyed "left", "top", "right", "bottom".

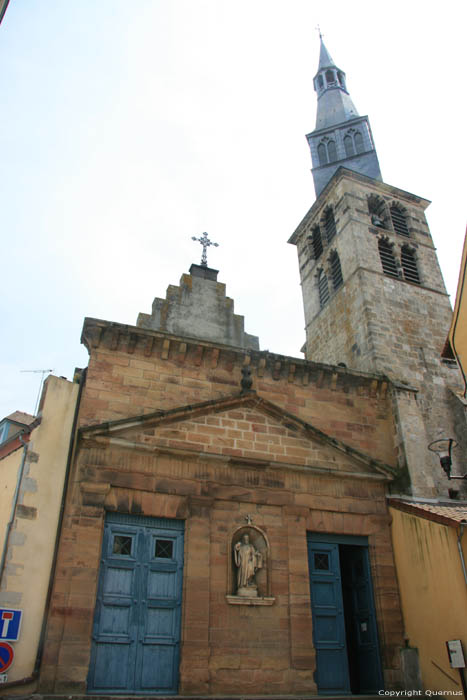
[{"left": 225, "top": 595, "right": 275, "bottom": 606}]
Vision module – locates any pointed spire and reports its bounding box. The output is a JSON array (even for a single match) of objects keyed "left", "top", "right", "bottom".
[
  {"left": 317, "top": 36, "right": 336, "bottom": 71},
  {"left": 306, "top": 36, "right": 382, "bottom": 196}
]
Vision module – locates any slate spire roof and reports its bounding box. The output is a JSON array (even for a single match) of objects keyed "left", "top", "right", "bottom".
[{"left": 317, "top": 36, "right": 336, "bottom": 71}]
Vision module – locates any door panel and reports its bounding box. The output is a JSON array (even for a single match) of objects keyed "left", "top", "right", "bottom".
[
  {"left": 347, "top": 546, "right": 383, "bottom": 692},
  {"left": 88, "top": 514, "right": 184, "bottom": 695},
  {"left": 307, "top": 540, "right": 350, "bottom": 694}
]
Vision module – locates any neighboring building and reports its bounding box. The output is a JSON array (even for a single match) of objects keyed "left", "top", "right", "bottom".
[
  {"left": 389, "top": 499, "right": 467, "bottom": 692},
  {"left": 0, "top": 376, "right": 79, "bottom": 690},
  {"left": 443, "top": 228, "right": 467, "bottom": 396},
  {"left": 4, "top": 36, "right": 464, "bottom": 696}
]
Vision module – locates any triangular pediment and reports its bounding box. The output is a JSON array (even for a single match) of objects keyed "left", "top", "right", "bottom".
[{"left": 80, "top": 392, "right": 395, "bottom": 479}]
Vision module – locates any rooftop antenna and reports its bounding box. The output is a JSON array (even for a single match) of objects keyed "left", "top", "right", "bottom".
[{"left": 20, "top": 369, "right": 54, "bottom": 415}]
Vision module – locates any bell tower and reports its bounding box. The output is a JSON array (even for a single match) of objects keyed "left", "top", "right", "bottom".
[{"left": 289, "top": 38, "right": 467, "bottom": 498}]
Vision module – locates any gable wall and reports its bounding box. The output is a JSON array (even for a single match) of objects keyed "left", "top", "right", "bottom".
[{"left": 79, "top": 321, "right": 397, "bottom": 467}]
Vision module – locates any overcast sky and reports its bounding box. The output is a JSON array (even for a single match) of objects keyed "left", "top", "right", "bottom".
[{"left": 1, "top": 0, "right": 466, "bottom": 418}]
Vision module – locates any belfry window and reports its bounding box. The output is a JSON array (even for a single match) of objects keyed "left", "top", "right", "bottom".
[
  {"left": 368, "top": 194, "right": 388, "bottom": 229},
  {"left": 329, "top": 251, "right": 343, "bottom": 290},
  {"left": 324, "top": 208, "right": 337, "bottom": 243},
  {"left": 327, "top": 140, "right": 337, "bottom": 162},
  {"left": 401, "top": 246, "right": 420, "bottom": 284},
  {"left": 318, "top": 269, "right": 330, "bottom": 308},
  {"left": 390, "top": 204, "right": 410, "bottom": 236},
  {"left": 337, "top": 71, "right": 346, "bottom": 89},
  {"left": 310, "top": 226, "right": 323, "bottom": 260},
  {"left": 317, "top": 75, "right": 324, "bottom": 90},
  {"left": 344, "top": 135, "right": 355, "bottom": 157},
  {"left": 318, "top": 139, "right": 337, "bottom": 165},
  {"left": 378, "top": 238, "right": 398, "bottom": 278},
  {"left": 318, "top": 143, "right": 328, "bottom": 166},
  {"left": 325, "top": 69, "right": 336, "bottom": 85},
  {"left": 354, "top": 131, "right": 364, "bottom": 153}
]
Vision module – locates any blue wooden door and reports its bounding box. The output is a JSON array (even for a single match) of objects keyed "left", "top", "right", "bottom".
[
  {"left": 88, "top": 513, "right": 184, "bottom": 694},
  {"left": 307, "top": 540, "right": 351, "bottom": 694},
  {"left": 347, "top": 546, "right": 383, "bottom": 692}
]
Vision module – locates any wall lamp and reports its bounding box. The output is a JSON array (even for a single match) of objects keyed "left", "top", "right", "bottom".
[{"left": 428, "top": 438, "right": 467, "bottom": 480}]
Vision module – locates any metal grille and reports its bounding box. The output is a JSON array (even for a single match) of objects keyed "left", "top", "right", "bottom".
[
  {"left": 318, "top": 270, "right": 330, "bottom": 308},
  {"left": 154, "top": 539, "right": 174, "bottom": 559},
  {"left": 401, "top": 247, "right": 420, "bottom": 284},
  {"left": 324, "top": 208, "right": 337, "bottom": 243},
  {"left": 310, "top": 227, "right": 323, "bottom": 260},
  {"left": 330, "top": 251, "right": 343, "bottom": 290},
  {"left": 314, "top": 552, "right": 330, "bottom": 570},
  {"left": 390, "top": 205, "right": 409, "bottom": 236},
  {"left": 378, "top": 239, "right": 398, "bottom": 277},
  {"left": 113, "top": 535, "right": 133, "bottom": 556}
]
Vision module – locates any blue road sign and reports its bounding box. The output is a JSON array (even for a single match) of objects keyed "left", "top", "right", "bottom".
[
  {"left": 0, "top": 642, "right": 14, "bottom": 673},
  {"left": 0, "top": 609, "right": 22, "bottom": 642}
]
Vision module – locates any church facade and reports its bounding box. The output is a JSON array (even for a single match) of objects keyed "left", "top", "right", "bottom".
[{"left": 37, "top": 38, "right": 466, "bottom": 696}]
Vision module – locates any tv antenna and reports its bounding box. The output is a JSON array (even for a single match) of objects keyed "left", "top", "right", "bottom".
[{"left": 20, "top": 369, "right": 54, "bottom": 415}]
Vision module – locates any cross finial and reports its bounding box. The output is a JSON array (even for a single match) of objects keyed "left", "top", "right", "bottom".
[
  {"left": 191, "top": 232, "right": 219, "bottom": 267},
  {"left": 245, "top": 514, "right": 253, "bottom": 525},
  {"left": 316, "top": 24, "right": 323, "bottom": 40}
]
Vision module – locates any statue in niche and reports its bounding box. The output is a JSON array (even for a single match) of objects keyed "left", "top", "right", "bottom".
[{"left": 234, "top": 533, "right": 263, "bottom": 597}]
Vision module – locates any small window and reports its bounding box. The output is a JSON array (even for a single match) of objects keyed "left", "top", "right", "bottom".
[
  {"left": 354, "top": 131, "right": 364, "bottom": 153},
  {"left": 378, "top": 238, "right": 398, "bottom": 278},
  {"left": 113, "top": 535, "right": 133, "bottom": 556},
  {"left": 401, "top": 246, "right": 420, "bottom": 284},
  {"left": 390, "top": 204, "right": 410, "bottom": 236},
  {"left": 154, "top": 539, "right": 173, "bottom": 559},
  {"left": 318, "top": 269, "right": 330, "bottom": 308},
  {"left": 310, "top": 226, "right": 323, "bottom": 260},
  {"left": 344, "top": 135, "right": 355, "bottom": 157},
  {"left": 324, "top": 208, "right": 337, "bottom": 243},
  {"left": 314, "top": 552, "right": 330, "bottom": 570},
  {"left": 325, "top": 69, "right": 335, "bottom": 85},
  {"left": 318, "top": 143, "right": 328, "bottom": 166},
  {"left": 327, "top": 140, "right": 337, "bottom": 162},
  {"left": 330, "top": 251, "right": 343, "bottom": 290}
]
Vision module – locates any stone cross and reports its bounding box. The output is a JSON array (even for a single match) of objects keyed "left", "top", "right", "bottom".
[
  {"left": 244, "top": 514, "right": 253, "bottom": 525},
  {"left": 191, "top": 232, "right": 219, "bottom": 268}
]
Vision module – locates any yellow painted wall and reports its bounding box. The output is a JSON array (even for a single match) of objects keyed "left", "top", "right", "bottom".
[
  {"left": 0, "top": 376, "right": 78, "bottom": 687},
  {"left": 390, "top": 507, "right": 467, "bottom": 692},
  {"left": 0, "top": 447, "right": 22, "bottom": 548}
]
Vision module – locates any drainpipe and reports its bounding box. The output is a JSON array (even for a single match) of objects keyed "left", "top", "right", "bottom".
[
  {"left": 457, "top": 520, "right": 467, "bottom": 588},
  {"left": 0, "top": 367, "right": 87, "bottom": 691},
  {"left": 0, "top": 432, "right": 30, "bottom": 585}
]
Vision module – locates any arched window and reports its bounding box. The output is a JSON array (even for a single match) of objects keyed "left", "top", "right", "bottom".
[
  {"left": 310, "top": 226, "right": 323, "bottom": 260},
  {"left": 378, "top": 238, "right": 398, "bottom": 278},
  {"left": 318, "top": 269, "right": 330, "bottom": 308},
  {"left": 344, "top": 135, "right": 355, "bottom": 157},
  {"left": 354, "top": 131, "right": 364, "bottom": 153},
  {"left": 327, "top": 140, "right": 337, "bottom": 162},
  {"left": 318, "top": 143, "right": 328, "bottom": 166},
  {"left": 325, "top": 70, "right": 335, "bottom": 85},
  {"left": 329, "top": 251, "right": 343, "bottom": 290},
  {"left": 324, "top": 208, "right": 337, "bottom": 243},
  {"left": 337, "top": 71, "right": 346, "bottom": 88},
  {"left": 401, "top": 246, "right": 420, "bottom": 284},
  {"left": 317, "top": 75, "right": 324, "bottom": 90},
  {"left": 368, "top": 194, "right": 388, "bottom": 229},
  {"left": 390, "top": 204, "right": 410, "bottom": 236}
]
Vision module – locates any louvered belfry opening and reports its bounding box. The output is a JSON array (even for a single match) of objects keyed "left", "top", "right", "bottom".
[
  {"left": 401, "top": 246, "right": 420, "bottom": 284},
  {"left": 310, "top": 226, "right": 323, "bottom": 260},
  {"left": 390, "top": 204, "right": 410, "bottom": 236},
  {"left": 368, "top": 195, "right": 387, "bottom": 229},
  {"left": 378, "top": 238, "right": 399, "bottom": 278},
  {"left": 318, "top": 269, "right": 330, "bottom": 308},
  {"left": 330, "top": 251, "right": 343, "bottom": 290},
  {"left": 324, "top": 208, "right": 337, "bottom": 243}
]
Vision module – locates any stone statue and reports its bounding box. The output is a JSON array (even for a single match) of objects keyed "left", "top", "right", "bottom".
[{"left": 234, "top": 533, "right": 263, "bottom": 597}]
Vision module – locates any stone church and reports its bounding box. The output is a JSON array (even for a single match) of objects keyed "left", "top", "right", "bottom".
[{"left": 38, "top": 38, "right": 467, "bottom": 695}]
